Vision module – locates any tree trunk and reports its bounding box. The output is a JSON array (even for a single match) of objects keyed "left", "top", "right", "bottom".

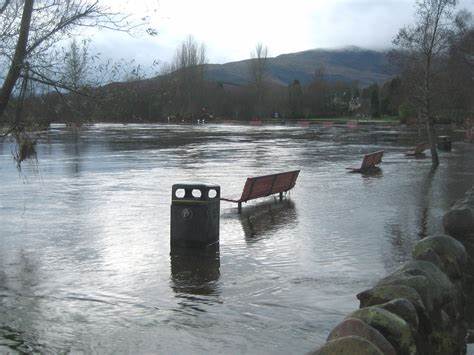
[
  {"left": 417, "top": 111, "right": 422, "bottom": 137},
  {"left": 424, "top": 54, "right": 439, "bottom": 167},
  {"left": 426, "top": 116, "right": 439, "bottom": 166},
  {"left": 0, "top": 0, "right": 34, "bottom": 121}
]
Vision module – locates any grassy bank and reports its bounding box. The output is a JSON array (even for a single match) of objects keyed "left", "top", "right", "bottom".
[{"left": 245, "top": 116, "right": 401, "bottom": 125}]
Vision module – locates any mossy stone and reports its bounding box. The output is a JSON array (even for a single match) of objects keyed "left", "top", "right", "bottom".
[
  {"left": 413, "top": 235, "right": 467, "bottom": 280},
  {"left": 377, "top": 273, "right": 434, "bottom": 313},
  {"left": 379, "top": 298, "right": 419, "bottom": 331},
  {"left": 357, "top": 285, "right": 424, "bottom": 313},
  {"left": 349, "top": 306, "right": 417, "bottom": 355},
  {"left": 378, "top": 261, "right": 456, "bottom": 313},
  {"left": 311, "top": 335, "right": 384, "bottom": 355},
  {"left": 443, "top": 204, "right": 474, "bottom": 239},
  {"left": 327, "top": 317, "right": 396, "bottom": 355}
]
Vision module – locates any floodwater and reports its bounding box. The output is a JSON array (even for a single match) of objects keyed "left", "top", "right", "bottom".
[{"left": 1, "top": 123, "right": 473, "bottom": 354}]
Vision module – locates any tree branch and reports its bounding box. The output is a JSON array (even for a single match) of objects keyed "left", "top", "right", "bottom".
[
  {"left": 26, "top": 2, "right": 99, "bottom": 55},
  {"left": 23, "top": 68, "right": 94, "bottom": 98},
  {"left": 0, "top": 0, "right": 11, "bottom": 15}
]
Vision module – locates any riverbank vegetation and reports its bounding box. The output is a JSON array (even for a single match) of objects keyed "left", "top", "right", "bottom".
[
  {"left": 7, "top": 17, "right": 472, "bottom": 128},
  {"left": 0, "top": 0, "right": 154, "bottom": 162}
]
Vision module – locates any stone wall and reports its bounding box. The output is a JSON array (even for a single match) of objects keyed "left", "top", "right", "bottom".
[{"left": 312, "top": 187, "right": 474, "bottom": 355}]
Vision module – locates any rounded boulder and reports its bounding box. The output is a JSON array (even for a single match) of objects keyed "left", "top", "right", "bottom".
[
  {"left": 327, "top": 317, "right": 396, "bottom": 355},
  {"left": 443, "top": 206, "right": 474, "bottom": 239},
  {"left": 311, "top": 335, "right": 384, "bottom": 355},
  {"left": 413, "top": 235, "right": 467, "bottom": 280},
  {"left": 349, "top": 306, "right": 417, "bottom": 355}
]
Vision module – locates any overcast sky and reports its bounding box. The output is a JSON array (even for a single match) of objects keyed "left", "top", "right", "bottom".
[{"left": 89, "top": 0, "right": 474, "bottom": 67}]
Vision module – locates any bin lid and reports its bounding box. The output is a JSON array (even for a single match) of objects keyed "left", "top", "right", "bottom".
[
  {"left": 172, "top": 183, "right": 220, "bottom": 189},
  {"left": 172, "top": 183, "right": 221, "bottom": 202}
]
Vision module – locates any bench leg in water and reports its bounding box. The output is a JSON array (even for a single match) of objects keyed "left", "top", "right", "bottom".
[
  {"left": 279, "top": 192, "right": 283, "bottom": 201},
  {"left": 238, "top": 202, "right": 242, "bottom": 213}
]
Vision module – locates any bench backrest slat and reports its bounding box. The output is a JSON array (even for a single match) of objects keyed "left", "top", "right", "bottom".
[
  {"left": 271, "top": 171, "right": 299, "bottom": 194},
  {"left": 360, "top": 150, "right": 384, "bottom": 170},
  {"left": 240, "top": 170, "right": 300, "bottom": 202}
]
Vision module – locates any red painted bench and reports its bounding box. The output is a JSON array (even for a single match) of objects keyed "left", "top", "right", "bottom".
[
  {"left": 346, "top": 150, "right": 384, "bottom": 173},
  {"left": 405, "top": 142, "right": 429, "bottom": 156},
  {"left": 221, "top": 170, "right": 300, "bottom": 212}
]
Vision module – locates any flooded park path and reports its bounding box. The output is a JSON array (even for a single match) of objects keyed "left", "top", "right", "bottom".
[{"left": 1, "top": 123, "right": 473, "bottom": 354}]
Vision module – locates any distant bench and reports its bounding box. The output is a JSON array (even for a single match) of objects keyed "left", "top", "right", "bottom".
[
  {"left": 405, "top": 142, "right": 429, "bottom": 157},
  {"left": 221, "top": 170, "right": 300, "bottom": 212},
  {"left": 346, "top": 150, "right": 384, "bottom": 173}
]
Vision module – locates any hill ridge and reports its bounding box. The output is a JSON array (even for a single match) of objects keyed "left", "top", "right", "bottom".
[{"left": 204, "top": 47, "right": 396, "bottom": 87}]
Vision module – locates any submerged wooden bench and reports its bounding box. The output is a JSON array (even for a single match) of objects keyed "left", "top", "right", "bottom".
[
  {"left": 221, "top": 170, "right": 300, "bottom": 212},
  {"left": 346, "top": 150, "right": 384, "bottom": 173},
  {"left": 405, "top": 142, "right": 429, "bottom": 157}
]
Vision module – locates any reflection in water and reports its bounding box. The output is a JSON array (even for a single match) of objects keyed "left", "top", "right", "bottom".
[
  {"left": 386, "top": 223, "right": 414, "bottom": 267},
  {"left": 383, "top": 165, "right": 439, "bottom": 271},
  {"left": 0, "top": 251, "right": 42, "bottom": 353},
  {"left": 170, "top": 244, "right": 220, "bottom": 296},
  {"left": 239, "top": 199, "right": 297, "bottom": 241},
  {"left": 418, "top": 167, "right": 437, "bottom": 239},
  {"left": 361, "top": 167, "right": 383, "bottom": 179},
  {"left": 419, "top": 208, "right": 429, "bottom": 238},
  {"left": 0, "top": 326, "right": 33, "bottom": 354},
  {"left": 65, "top": 132, "right": 82, "bottom": 177}
]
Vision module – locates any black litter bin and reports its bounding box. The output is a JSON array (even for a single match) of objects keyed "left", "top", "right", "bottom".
[
  {"left": 170, "top": 183, "right": 220, "bottom": 248},
  {"left": 437, "top": 136, "right": 452, "bottom": 151}
]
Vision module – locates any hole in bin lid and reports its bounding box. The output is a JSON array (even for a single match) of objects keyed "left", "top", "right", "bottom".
[{"left": 172, "top": 183, "right": 220, "bottom": 189}]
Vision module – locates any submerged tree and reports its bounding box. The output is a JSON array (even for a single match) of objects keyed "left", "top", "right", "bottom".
[{"left": 394, "top": 0, "right": 458, "bottom": 167}]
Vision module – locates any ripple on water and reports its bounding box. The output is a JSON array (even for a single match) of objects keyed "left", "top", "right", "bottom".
[{"left": 1, "top": 124, "right": 473, "bottom": 353}]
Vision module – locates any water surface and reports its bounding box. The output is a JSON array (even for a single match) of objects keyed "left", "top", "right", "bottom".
[{"left": 1, "top": 123, "right": 473, "bottom": 354}]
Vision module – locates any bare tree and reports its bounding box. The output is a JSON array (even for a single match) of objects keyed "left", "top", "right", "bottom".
[
  {"left": 61, "top": 39, "right": 91, "bottom": 91},
  {"left": 172, "top": 35, "right": 207, "bottom": 72},
  {"left": 54, "top": 38, "right": 95, "bottom": 126},
  {"left": 394, "top": 0, "right": 458, "bottom": 167},
  {"left": 168, "top": 35, "right": 207, "bottom": 118},
  {"left": 0, "top": 0, "right": 141, "bottom": 125},
  {"left": 249, "top": 43, "right": 268, "bottom": 117},
  {"left": 0, "top": 0, "right": 148, "bottom": 163},
  {"left": 445, "top": 11, "right": 474, "bottom": 120},
  {"left": 449, "top": 10, "right": 474, "bottom": 76}
]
